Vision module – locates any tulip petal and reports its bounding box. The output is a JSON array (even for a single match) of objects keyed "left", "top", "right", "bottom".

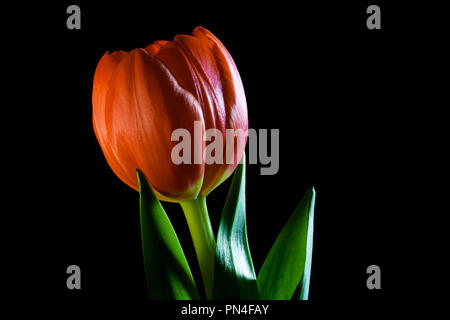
[
  {"left": 193, "top": 27, "right": 248, "bottom": 168},
  {"left": 104, "top": 48, "right": 205, "bottom": 201},
  {"left": 156, "top": 28, "right": 248, "bottom": 196},
  {"left": 92, "top": 51, "right": 138, "bottom": 188}
]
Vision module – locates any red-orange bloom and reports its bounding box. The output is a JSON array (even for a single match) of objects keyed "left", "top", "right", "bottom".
[{"left": 92, "top": 27, "right": 248, "bottom": 202}]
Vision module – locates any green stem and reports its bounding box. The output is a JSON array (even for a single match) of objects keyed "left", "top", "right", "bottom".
[{"left": 180, "top": 196, "right": 216, "bottom": 299}]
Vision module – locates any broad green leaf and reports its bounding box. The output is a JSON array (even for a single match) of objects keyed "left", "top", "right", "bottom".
[
  {"left": 137, "top": 170, "right": 199, "bottom": 300},
  {"left": 257, "top": 187, "right": 316, "bottom": 300},
  {"left": 213, "top": 153, "right": 259, "bottom": 299}
]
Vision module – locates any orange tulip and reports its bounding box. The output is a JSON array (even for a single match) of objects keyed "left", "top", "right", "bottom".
[{"left": 92, "top": 27, "right": 248, "bottom": 202}]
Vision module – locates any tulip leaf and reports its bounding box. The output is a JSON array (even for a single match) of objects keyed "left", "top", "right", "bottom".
[
  {"left": 213, "top": 153, "right": 259, "bottom": 299},
  {"left": 257, "top": 187, "right": 315, "bottom": 300},
  {"left": 137, "top": 170, "right": 199, "bottom": 300}
]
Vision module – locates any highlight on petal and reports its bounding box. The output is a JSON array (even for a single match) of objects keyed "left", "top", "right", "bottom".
[
  {"left": 193, "top": 26, "right": 227, "bottom": 49},
  {"left": 144, "top": 40, "right": 168, "bottom": 56}
]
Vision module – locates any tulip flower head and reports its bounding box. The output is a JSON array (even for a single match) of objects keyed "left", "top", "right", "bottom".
[{"left": 92, "top": 27, "right": 248, "bottom": 202}]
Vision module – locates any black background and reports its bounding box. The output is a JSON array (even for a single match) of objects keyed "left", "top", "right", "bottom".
[{"left": 9, "top": 0, "right": 444, "bottom": 316}]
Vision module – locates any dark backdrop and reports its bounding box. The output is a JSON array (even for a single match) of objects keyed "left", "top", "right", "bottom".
[{"left": 13, "top": 0, "right": 441, "bottom": 316}]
